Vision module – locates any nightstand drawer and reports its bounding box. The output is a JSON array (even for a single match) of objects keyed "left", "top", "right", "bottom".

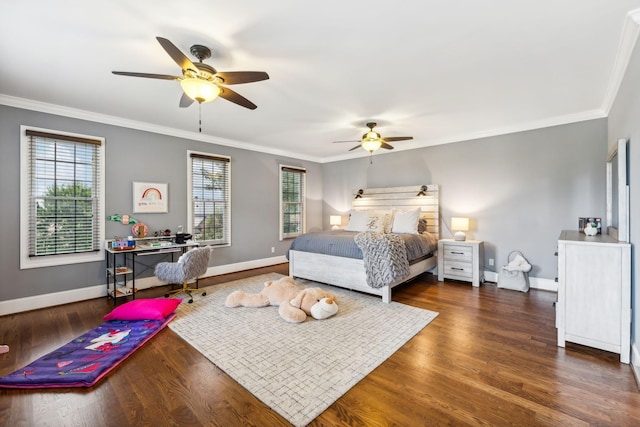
[
  {"left": 442, "top": 261, "right": 473, "bottom": 279},
  {"left": 443, "top": 245, "right": 472, "bottom": 262}
]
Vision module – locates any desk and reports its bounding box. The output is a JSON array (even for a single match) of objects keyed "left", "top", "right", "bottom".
[{"left": 105, "top": 240, "right": 199, "bottom": 304}]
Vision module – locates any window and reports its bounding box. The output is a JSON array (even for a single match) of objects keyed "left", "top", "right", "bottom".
[
  {"left": 188, "top": 151, "right": 231, "bottom": 246},
  {"left": 20, "top": 126, "right": 105, "bottom": 269},
  {"left": 280, "top": 165, "right": 306, "bottom": 240}
]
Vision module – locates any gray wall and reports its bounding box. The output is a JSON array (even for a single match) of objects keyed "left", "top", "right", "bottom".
[
  {"left": 0, "top": 106, "right": 614, "bottom": 307},
  {"left": 608, "top": 36, "right": 640, "bottom": 365},
  {"left": 322, "top": 119, "right": 608, "bottom": 280},
  {"left": 0, "top": 105, "right": 323, "bottom": 301}
]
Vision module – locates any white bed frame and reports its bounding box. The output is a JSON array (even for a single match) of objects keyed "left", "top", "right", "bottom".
[{"left": 289, "top": 185, "right": 440, "bottom": 303}]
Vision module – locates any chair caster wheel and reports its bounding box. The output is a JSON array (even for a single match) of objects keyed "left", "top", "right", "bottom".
[
  {"left": 202, "top": 292, "right": 207, "bottom": 296},
  {"left": 164, "top": 294, "right": 169, "bottom": 298},
  {"left": 188, "top": 299, "right": 194, "bottom": 304}
]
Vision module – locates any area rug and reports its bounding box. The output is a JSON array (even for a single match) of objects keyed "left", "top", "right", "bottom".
[
  {"left": 168, "top": 273, "right": 438, "bottom": 427},
  {"left": 0, "top": 315, "right": 175, "bottom": 389}
]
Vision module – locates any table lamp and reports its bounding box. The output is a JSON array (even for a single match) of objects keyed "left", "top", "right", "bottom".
[
  {"left": 330, "top": 215, "right": 342, "bottom": 230},
  {"left": 451, "top": 217, "right": 469, "bottom": 241}
]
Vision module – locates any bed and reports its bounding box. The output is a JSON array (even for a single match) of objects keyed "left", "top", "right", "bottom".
[{"left": 288, "top": 185, "right": 440, "bottom": 303}]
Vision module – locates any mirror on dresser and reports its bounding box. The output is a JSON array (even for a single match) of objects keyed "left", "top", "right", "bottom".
[{"left": 606, "top": 138, "right": 629, "bottom": 242}]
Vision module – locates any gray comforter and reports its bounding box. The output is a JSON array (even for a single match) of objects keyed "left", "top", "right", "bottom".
[{"left": 287, "top": 230, "right": 436, "bottom": 262}]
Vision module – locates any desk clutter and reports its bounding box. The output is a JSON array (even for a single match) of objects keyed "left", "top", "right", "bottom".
[
  {"left": 107, "top": 234, "right": 194, "bottom": 250},
  {"left": 111, "top": 237, "right": 136, "bottom": 251}
]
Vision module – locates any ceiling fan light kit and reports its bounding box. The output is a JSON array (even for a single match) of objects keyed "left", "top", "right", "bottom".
[
  {"left": 180, "top": 78, "right": 220, "bottom": 103},
  {"left": 333, "top": 122, "right": 413, "bottom": 160},
  {"left": 112, "top": 36, "right": 269, "bottom": 131},
  {"left": 361, "top": 139, "right": 382, "bottom": 152}
]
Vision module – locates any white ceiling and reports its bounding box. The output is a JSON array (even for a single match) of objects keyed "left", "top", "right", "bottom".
[{"left": 2, "top": 1, "right": 640, "bottom": 162}]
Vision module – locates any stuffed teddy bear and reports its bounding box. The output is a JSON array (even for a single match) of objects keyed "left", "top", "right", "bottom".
[
  {"left": 224, "top": 276, "right": 339, "bottom": 323},
  {"left": 310, "top": 297, "right": 339, "bottom": 320}
]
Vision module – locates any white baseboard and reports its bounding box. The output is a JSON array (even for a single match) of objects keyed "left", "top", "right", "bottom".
[
  {"left": 632, "top": 341, "right": 640, "bottom": 389},
  {"left": 0, "top": 284, "right": 106, "bottom": 316},
  {"left": 483, "top": 271, "right": 557, "bottom": 292},
  {"left": 0, "top": 255, "right": 288, "bottom": 316}
]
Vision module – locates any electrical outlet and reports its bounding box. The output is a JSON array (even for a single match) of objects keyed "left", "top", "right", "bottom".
[
  {"left": 489, "top": 258, "right": 494, "bottom": 266},
  {"left": 271, "top": 247, "right": 275, "bottom": 253}
]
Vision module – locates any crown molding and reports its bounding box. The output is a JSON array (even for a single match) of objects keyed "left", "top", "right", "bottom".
[
  {"left": 602, "top": 8, "right": 640, "bottom": 115},
  {"left": 321, "top": 108, "right": 607, "bottom": 163},
  {"left": 0, "top": 94, "right": 322, "bottom": 163}
]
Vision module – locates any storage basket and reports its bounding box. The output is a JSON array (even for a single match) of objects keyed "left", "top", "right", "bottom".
[{"left": 497, "top": 250, "right": 530, "bottom": 292}]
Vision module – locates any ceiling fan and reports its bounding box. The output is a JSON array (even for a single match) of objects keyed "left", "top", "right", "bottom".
[
  {"left": 112, "top": 37, "right": 269, "bottom": 130},
  {"left": 333, "top": 122, "right": 413, "bottom": 161}
]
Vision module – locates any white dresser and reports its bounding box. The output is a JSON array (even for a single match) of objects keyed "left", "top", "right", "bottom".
[
  {"left": 437, "top": 239, "right": 484, "bottom": 287},
  {"left": 556, "top": 230, "right": 631, "bottom": 363}
]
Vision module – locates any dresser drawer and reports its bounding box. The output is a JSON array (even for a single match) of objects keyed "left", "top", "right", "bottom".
[
  {"left": 442, "top": 261, "right": 473, "bottom": 279},
  {"left": 443, "top": 244, "right": 472, "bottom": 262}
]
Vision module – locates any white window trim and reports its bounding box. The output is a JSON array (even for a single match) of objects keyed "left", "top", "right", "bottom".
[
  {"left": 20, "top": 125, "right": 105, "bottom": 269},
  {"left": 187, "top": 150, "right": 232, "bottom": 247},
  {"left": 279, "top": 164, "right": 306, "bottom": 241}
]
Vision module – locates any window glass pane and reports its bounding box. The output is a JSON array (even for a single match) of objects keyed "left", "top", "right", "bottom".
[
  {"left": 190, "top": 154, "right": 230, "bottom": 245},
  {"left": 280, "top": 167, "right": 305, "bottom": 239},
  {"left": 28, "top": 133, "right": 101, "bottom": 257}
]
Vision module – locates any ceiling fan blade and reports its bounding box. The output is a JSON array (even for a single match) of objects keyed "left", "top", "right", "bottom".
[
  {"left": 381, "top": 136, "right": 413, "bottom": 142},
  {"left": 216, "top": 71, "right": 269, "bottom": 85},
  {"left": 333, "top": 140, "right": 360, "bottom": 143},
  {"left": 112, "top": 71, "right": 180, "bottom": 80},
  {"left": 156, "top": 37, "right": 198, "bottom": 72},
  {"left": 179, "top": 92, "right": 194, "bottom": 108},
  {"left": 218, "top": 87, "right": 257, "bottom": 110},
  {"left": 381, "top": 142, "right": 394, "bottom": 150},
  {"left": 348, "top": 144, "right": 363, "bottom": 151}
]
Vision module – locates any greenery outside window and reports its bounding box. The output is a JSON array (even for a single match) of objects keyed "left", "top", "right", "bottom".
[
  {"left": 280, "top": 165, "right": 306, "bottom": 240},
  {"left": 188, "top": 151, "right": 231, "bottom": 246},
  {"left": 20, "top": 126, "right": 105, "bottom": 269}
]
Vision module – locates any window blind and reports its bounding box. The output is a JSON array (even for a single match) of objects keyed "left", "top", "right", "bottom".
[
  {"left": 26, "top": 130, "right": 102, "bottom": 257},
  {"left": 280, "top": 166, "right": 306, "bottom": 239},
  {"left": 190, "top": 153, "right": 230, "bottom": 245}
]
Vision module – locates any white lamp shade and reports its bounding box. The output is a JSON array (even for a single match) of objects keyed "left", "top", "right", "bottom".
[
  {"left": 451, "top": 217, "right": 469, "bottom": 241},
  {"left": 180, "top": 78, "right": 221, "bottom": 103},
  {"left": 330, "top": 215, "right": 342, "bottom": 230}
]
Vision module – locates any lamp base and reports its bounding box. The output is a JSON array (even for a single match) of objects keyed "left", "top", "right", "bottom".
[
  {"left": 331, "top": 225, "right": 339, "bottom": 230},
  {"left": 454, "top": 231, "right": 466, "bottom": 241}
]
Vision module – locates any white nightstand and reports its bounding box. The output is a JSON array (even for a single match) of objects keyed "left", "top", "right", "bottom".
[{"left": 437, "top": 239, "right": 484, "bottom": 287}]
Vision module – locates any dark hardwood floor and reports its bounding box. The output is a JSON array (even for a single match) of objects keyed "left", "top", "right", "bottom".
[{"left": 1, "top": 264, "right": 639, "bottom": 426}]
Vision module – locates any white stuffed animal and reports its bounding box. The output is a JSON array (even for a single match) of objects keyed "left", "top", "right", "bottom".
[
  {"left": 310, "top": 297, "right": 339, "bottom": 320},
  {"left": 584, "top": 223, "right": 598, "bottom": 236}
]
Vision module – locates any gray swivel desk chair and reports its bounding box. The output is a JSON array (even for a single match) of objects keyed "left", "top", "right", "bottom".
[{"left": 155, "top": 246, "right": 212, "bottom": 303}]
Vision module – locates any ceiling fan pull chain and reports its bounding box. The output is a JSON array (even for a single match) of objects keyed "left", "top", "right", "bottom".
[{"left": 198, "top": 102, "right": 202, "bottom": 133}]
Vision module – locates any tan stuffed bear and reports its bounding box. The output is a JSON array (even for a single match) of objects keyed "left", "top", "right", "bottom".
[{"left": 224, "top": 276, "right": 338, "bottom": 323}]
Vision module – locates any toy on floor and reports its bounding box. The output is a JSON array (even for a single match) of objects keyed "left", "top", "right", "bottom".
[
  {"left": 224, "top": 276, "right": 339, "bottom": 323},
  {"left": 310, "top": 297, "right": 338, "bottom": 320}
]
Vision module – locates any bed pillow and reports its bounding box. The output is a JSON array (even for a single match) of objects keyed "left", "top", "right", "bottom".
[
  {"left": 391, "top": 208, "right": 421, "bottom": 234},
  {"left": 363, "top": 211, "right": 387, "bottom": 233},
  {"left": 375, "top": 210, "right": 395, "bottom": 233},
  {"left": 345, "top": 210, "right": 393, "bottom": 233},
  {"left": 418, "top": 216, "right": 428, "bottom": 234},
  {"left": 103, "top": 298, "right": 182, "bottom": 321},
  {"left": 344, "top": 210, "right": 370, "bottom": 231}
]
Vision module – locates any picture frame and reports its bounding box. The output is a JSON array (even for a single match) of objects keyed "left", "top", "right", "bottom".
[{"left": 132, "top": 182, "right": 168, "bottom": 213}]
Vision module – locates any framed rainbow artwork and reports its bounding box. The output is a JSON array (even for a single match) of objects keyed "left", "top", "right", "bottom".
[{"left": 132, "top": 182, "right": 168, "bottom": 213}]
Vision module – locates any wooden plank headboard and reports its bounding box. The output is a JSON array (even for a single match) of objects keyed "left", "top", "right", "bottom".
[{"left": 351, "top": 184, "right": 440, "bottom": 239}]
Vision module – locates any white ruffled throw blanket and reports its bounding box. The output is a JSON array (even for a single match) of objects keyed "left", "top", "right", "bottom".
[{"left": 354, "top": 232, "right": 410, "bottom": 288}]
